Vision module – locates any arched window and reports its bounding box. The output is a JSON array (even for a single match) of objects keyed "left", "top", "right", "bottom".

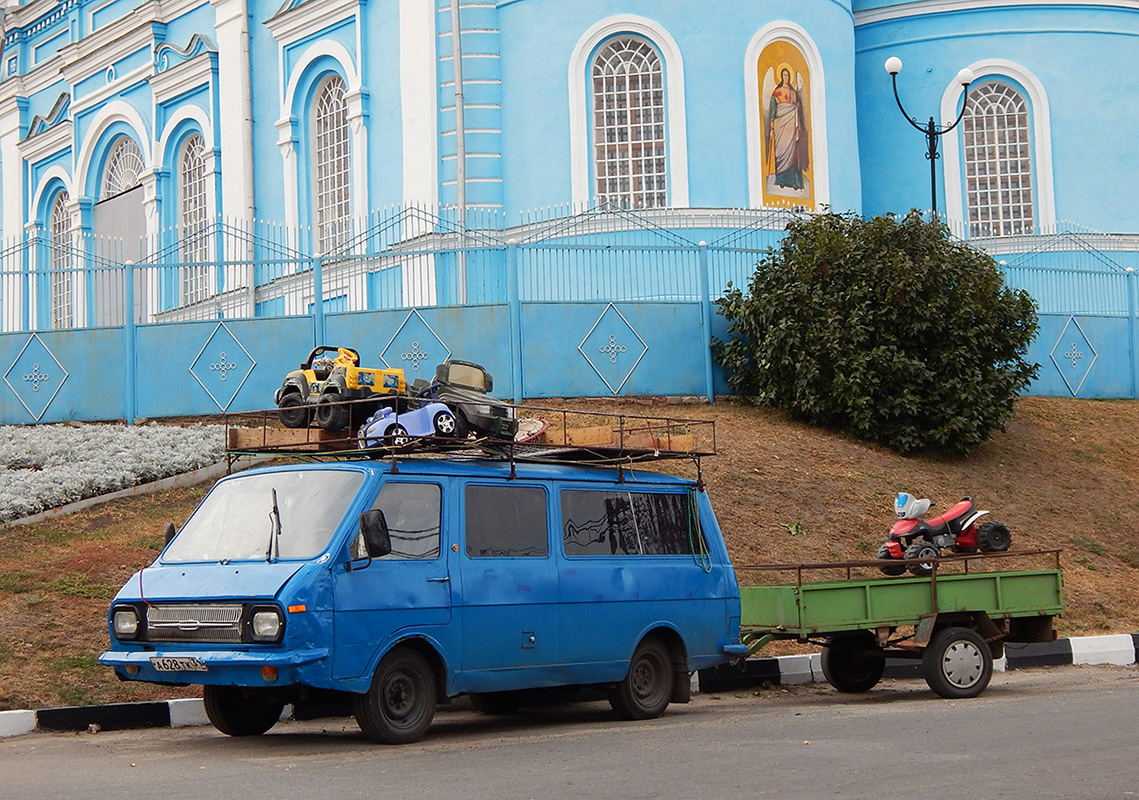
[
  {"left": 313, "top": 75, "right": 351, "bottom": 254},
  {"left": 49, "top": 192, "right": 73, "bottom": 329},
  {"left": 962, "top": 82, "right": 1034, "bottom": 236},
  {"left": 101, "top": 136, "right": 144, "bottom": 199},
  {"left": 178, "top": 133, "right": 210, "bottom": 304},
  {"left": 591, "top": 37, "right": 666, "bottom": 210}
]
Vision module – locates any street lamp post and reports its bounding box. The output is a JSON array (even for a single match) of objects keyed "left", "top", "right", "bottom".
[{"left": 884, "top": 56, "right": 975, "bottom": 218}]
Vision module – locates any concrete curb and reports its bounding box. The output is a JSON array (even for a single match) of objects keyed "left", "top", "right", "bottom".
[{"left": 3, "top": 633, "right": 1135, "bottom": 738}]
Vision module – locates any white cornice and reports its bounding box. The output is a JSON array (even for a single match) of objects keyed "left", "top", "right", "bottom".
[
  {"left": 69, "top": 64, "right": 153, "bottom": 117},
  {"left": 149, "top": 51, "right": 215, "bottom": 104},
  {"left": 855, "top": 0, "right": 1139, "bottom": 26},
  {"left": 3, "top": 0, "right": 66, "bottom": 30},
  {"left": 265, "top": 0, "right": 359, "bottom": 46},
  {"left": 19, "top": 118, "right": 71, "bottom": 163}
]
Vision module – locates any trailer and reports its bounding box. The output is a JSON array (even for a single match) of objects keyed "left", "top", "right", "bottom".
[{"left": 735, "top": 550, "right": 1064, "bottom": 699}]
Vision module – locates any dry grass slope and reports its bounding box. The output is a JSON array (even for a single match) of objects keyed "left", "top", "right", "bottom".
[{"left": 0, "top": 396, "right": 1134, "bottom": 710}]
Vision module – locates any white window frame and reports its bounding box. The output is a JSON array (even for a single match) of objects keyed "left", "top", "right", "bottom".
[
  {"left": 942, "top": 59, "right": 1055, "bottom": 235},
  {"left": 48, "top": 191, "right": 73, "bottom": 329},
  {"left": 960, "top": 81, "right": 1035, "bottom": 237},
  {"left": 101, "top": 136, "right": 144, "bottom": 199},
  {"left": 569, "top": 15, "right": 688, "bottom": 209},
  {"left": 178, "top": 132, "right": 210, "bottom": 304},
  {"left": 312, "top": 73, "right": 352, "bottom": 255},
  {"left": 590, "top": 36, "right": 668, "bottom": 211}
]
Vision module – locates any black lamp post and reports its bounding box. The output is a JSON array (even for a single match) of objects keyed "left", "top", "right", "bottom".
[{"left": 884, "top": 56, "right": 975, "bottom": 218}]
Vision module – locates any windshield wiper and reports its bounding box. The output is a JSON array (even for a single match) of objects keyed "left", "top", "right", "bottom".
[{"left": 266, "top": 488, "right": 282, "bottom": 562}]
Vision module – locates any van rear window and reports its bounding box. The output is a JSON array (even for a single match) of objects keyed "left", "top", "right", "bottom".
[
  {"left": 465, "top": 485, "right": 549, "bottom": 557},
  {"left": 561, "top": 490, "right": 702, "bottom": 556}
]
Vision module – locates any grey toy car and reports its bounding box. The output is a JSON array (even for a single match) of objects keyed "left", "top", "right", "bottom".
[{"left": 415, "top": 360, "right": 518, "bottom": 440}]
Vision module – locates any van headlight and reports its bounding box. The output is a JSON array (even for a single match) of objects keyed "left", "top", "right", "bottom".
[
  {"left": 249, "top": 607, "right": 284, "bottom": 643},
  {"left": 112, "top": 606, "right": 141, "bottom": 640}
]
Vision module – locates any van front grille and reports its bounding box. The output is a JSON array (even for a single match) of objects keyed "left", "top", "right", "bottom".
[{"left": 147, "top": 604, "right": 242, "bottom": 643}]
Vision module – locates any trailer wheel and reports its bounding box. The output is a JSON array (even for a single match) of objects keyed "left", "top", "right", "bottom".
[
  {"left": 923, "top": 627, "right": 993, "bottom": 699},
  {"left": 821, "top": 631, "right": 885, "bottom": 693},
  {"left": 609, "top": 636, "right": 674, "bottom": 720},
  {"left": 353, "top": 647, "right": 437, "bottom": 744},
  {"left": 203, "top": 685, "right": 284, "bottom": 737}
]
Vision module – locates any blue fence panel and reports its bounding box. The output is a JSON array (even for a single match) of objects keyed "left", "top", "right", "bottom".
[
  {"left": 1026, "top": 313, "right": 1134, "bottom": 399},
  {"left": 521, "top": 302, "right": 707, "bottom": 398},
  {"left": 0, "top": 328, "right": 126, "bottom": 424}
]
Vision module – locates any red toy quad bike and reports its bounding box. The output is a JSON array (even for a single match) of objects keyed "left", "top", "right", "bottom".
[{"left": 877, "top": 492, "right": 1011, "bottom": 577}]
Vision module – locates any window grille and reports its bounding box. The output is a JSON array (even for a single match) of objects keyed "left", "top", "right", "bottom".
[
  {"left": 178, "top": 133, "right": 210, "bottom": 305},
  {"left": 591, "top": 37, "right": 667, "bottom": 210},
  {"left": 101, "top": 137, "right": 144, "bottom": 200},
  {"left": 962, "top": 82, "right": 1034, "bottom": 237},
  {"left": 313, "top": 75, "right": 351, "bottom": 255},
  {"left": 49, "top": 192, "right": 73, "bottom": 329}
]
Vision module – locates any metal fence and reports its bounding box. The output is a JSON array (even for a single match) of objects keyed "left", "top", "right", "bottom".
[{"left": 1, "top": 205, "right": 1137, "bottom": 425}]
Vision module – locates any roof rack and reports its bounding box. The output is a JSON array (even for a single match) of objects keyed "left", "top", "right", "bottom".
[{"left": 224, "top": 401, "right": 715, "bottom": 473}]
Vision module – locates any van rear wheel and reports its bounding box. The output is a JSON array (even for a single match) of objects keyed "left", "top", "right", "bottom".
[
  {"left": 354, "top": 647, "right": 437, "bottom": 744},
  {"left": 202, "top": 685, "right": 284, "bottom": 737},
  {"left": 608, "top": 637, "right": 674, "bottom": 720}
]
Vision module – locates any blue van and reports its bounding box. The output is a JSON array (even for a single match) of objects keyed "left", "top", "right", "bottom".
[{"left": 100, "top": 458, "right": 746, "bottom": 743}]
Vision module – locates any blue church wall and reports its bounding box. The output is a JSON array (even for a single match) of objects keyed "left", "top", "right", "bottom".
[
  {"left": 91, "top": 0, "right": 145, "bottom": 32},
  {"left": 854, "top": 6, "right": 1139, "bottom": 230},
  {"left": 163, "top": 4, "right": 215, "bottom": 45}
]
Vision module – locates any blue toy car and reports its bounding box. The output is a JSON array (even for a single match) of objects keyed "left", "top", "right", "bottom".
[{"left": 357, "top": 402, "right": 464, "bottom": 447}]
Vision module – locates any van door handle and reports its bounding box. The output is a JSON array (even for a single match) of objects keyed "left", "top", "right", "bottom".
[{"left": 427, "top": 577, "right": 450, "bottom": 583}]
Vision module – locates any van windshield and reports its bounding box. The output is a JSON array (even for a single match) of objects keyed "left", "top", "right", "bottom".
[{"left": 163, "top": 469, "right": 366, "bottom": 563}]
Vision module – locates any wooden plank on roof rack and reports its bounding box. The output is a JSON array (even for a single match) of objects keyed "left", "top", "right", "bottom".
[{"left": 228, "top": 426, "right": 357, "bottom": 452}]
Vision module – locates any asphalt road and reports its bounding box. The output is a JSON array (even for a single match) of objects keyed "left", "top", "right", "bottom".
[{"left": 3, "top": 665, "right": 1137, "bottom": 800}]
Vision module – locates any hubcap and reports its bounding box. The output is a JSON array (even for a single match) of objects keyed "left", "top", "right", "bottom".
[
  {"left": 384, "top": 672, "right": 418, "bottom": 723},
  {"left": 942, "top": 640, "right": 984, "bottom": 688}
]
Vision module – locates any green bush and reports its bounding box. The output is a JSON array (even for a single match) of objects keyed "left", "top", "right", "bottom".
[{"left": 713, "top": 211, "right": 1039, "bottom": 455}]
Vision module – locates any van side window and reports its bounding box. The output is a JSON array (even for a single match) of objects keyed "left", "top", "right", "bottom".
[
  {"left": 366, "top": 482, "right": 441, "bottom": 559},
  {"left": 465, "top": 485, "right": 548, "bottom": 557},
  {"left": 561, "top": 490, "right": 701, "bottom": 556}
]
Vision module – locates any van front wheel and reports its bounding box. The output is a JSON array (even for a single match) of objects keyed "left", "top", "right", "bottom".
[
  {"left": 354, "top": 647, "right": 437, "bottom": 744},
  {"left": 203, "top": 685, "right": 283, "bottom": 736},
  {"left": 609, "top": 637, "right": 674, "bottom": 720}
]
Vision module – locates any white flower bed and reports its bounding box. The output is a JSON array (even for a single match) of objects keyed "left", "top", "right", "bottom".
[{"left": 0, "top": 423, "right": 225, "bottom": 523}]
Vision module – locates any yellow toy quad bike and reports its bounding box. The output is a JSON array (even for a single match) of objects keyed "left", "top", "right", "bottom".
[{"left": 274, "top": 346, "right": 406, "bottom": 431}]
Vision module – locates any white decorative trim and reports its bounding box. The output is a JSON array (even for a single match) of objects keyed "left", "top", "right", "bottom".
[
  {"left": 18, "top": 118, "right": 72, "bottom": 164},
  {"left": 941, "top": 59, "right": 1055, "bottom": 233},
  {"left": 400, "top": 0, "right": 438, "bottom": 210},
  {"left": 150, "top": 51, "right": 214, "bottom": 106},
  {"left": 74, "top": 100, "right": 152, "bottom": 197},
  {"left": 855, "top": 0, "right": 1139, "bottom": 26},
  {"left": 28, "top": 165, "right": 74, "bottom": 223},
  {"left": 265, "top": 0, "right": 359, "bottom": 47},
  {"left": 743, "top": 21, "right": 830, "bottom": 210},
  {"left": 68, "top": 64, "right": 152, "bottom": 117},
  {"left": 568, "top": 14, "right": 689, "bottom": 208}
]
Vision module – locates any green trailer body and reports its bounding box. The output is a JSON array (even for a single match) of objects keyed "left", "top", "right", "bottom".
[
  {"left": 740, "top": 568, "right": 1064, "bottom": 638},
  {"left": 732, "top": 551, "right": 1064, "bottom": 699}
]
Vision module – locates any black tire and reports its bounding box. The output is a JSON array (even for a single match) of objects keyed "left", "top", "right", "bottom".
[
  {"left": 277, "top": 392, "right": 310, "bottom": 428},
  {"left": 386, "top": 424, "right": 411, "bottom": 447},
  {"left": 353, "top": 648, "right": 437, "bottom": 744},
  {"left": 923, "top": 627, "right": 993, "bottom": 699},
  {"left": 468, "top": 690, "right": 523, "bottom": 715},
  {"left": 905, "top": 541, "right": 939, "bottom": 577},
  {"left": 876, "top": 543, "right": 906, "bottom": 576},
  {"left": 432, "top": 409, "right": 467, "bottom": 439},
  {"left": 820, "top": 631, "right": 886, "bottom": 693},
  {"left": 202, "top": 685, "right": 284, "bottom": 737},
  {"left": 976, "top": 520, "right": 1011, "bottom": 552},
  {"left": 315, "top": 393, "right": 349, "bottom": 431},
  {"left": 608, "top": 637, "right": 674, "bottom": 720}
]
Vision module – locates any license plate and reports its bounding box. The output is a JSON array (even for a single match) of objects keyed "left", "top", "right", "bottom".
[{"left": 150, "top": 656, "right": 208, "bottom": 672}]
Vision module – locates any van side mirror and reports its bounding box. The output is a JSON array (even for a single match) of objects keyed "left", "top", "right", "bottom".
[
  {"left": 164, "top": 522, "right": 177, "bottom": 545},
  {"left": 360, "top": 509, "right": 392, "bottom": 558}
]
